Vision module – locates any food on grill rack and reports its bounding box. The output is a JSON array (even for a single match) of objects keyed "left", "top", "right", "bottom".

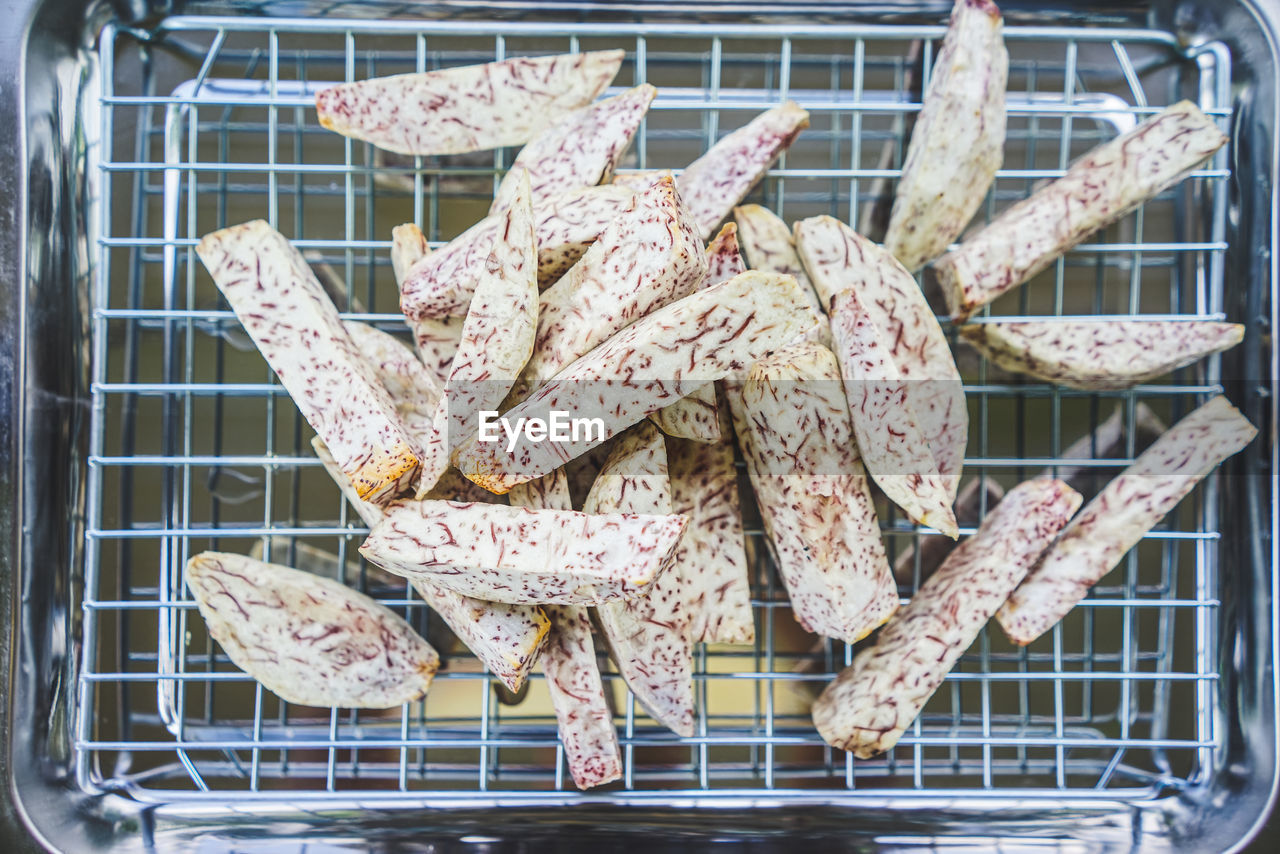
[
  {"left": 997, "top": 396, "right": 1256, "bottom": 645},
  {"left": 399, "top": 184, "right": 635, "bottom": 319},
  {"left": 490, "top": 84, "right": 657, "bottom": 214},
  {"left": 891, "top": 403, "right": 1168, "bottom": 584},
  {"left": 827, "top": 286, "right": 959, "bottom": 538},
  {"left": 312, "top": 437, "right": 550, "bottom": 691},
  {"left": 935, "top": 100, "right": 1228, "bottom": 319},
  {"left": 884, "top": 0, "right": 1008, "bottom": 272},
  {"left": 812, "top": 478, "right": 1082, "bottom": 757},
  {"left": 186, "top": 551, "right": 440, "bottom": 709},
  {"left": 359, "top": 499, "right": 688, "bottom": 605},
  {"left": 733, "top": 203, "right": 825, "bottom": 315},
  {"left": 587, "top": 423, "right": 695, "bottom": 736},
  {"left": 649, "top": 222, "right": 744, "bottom": 442},
  {"left": 796, "top": 215, "right": 967, "bottom": 500},
  {"left": 738, "top": 340, "right": 899, "bottom": 642},
  {"left": 674, "top": 102, "right": 811, "bottom": 239},
  {"left": 446, "top": 170, "right": 539, "bottom": 442},
  {"left": 315, "top": 50, "right": 625, "bottom": 156},
  {"left": 454, "top": 270, "right": 819, "bottom": 493},
  {"left": 343, "top": 321, "right": 450, "bottom": 498},
  {"left": 509, "top": 471, "right": 622, "bottom": 789},
  {"left": 959, "top": 319, "right": 1244, "bottom": 389},
  {"left": 516, "top": 175, "right": 707, "bottom": 397},
  {"left": 197, "top": 220, "right": 423, "bottom": 503},
  {"left": 893, "top": 477, "right": 1005, "bottom": 584},
  {"left": 668, "top": 405, "right": 755, "bottom": 644}
]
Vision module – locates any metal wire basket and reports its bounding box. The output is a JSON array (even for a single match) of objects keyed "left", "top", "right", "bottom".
[{"left": 2, "top": 1, "right": 1275, "bottom": 850}]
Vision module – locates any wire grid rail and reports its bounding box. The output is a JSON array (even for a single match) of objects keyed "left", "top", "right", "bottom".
[{"left": 78, "top": 14, "right": 1234, "bottom": 803}]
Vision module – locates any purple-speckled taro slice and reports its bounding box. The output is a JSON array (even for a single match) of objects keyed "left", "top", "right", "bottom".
[
  {"left": 342, "top": 321, "right": 449, "bottom": 498},
  {"left": 196, "top": 220, "right": 422, "bottom": 504},
  {"left": 677, "top": 101, "right": 811, "bottom": 240},
  {"left": 446, "top": 170, "right": 539, "bottom": 444},
  {"left": 667, "top": 400, "right": 755, "bottom": 645},
  {"left": 186, "top": 551, "right": 440, "bottom": 709},
  {"left": 509, "top": 470, "right": 622, "bottom": 789},
  {"left": 739, "top": 340, "right": 898, "bottom": 643},
  {"left": 884, "top": 0, "right": 1008, "bottom": 272},
  {"left": 587, "top": 422, "right": 696, "bottom": 737},
  {"left": 359, "top": 499, "right": 688, "bottom": 605},
  {"left": 733, "top": 204, "right": 825, "bottom": 316},
  {"left": 812, "top": 478, "right": 1082, "bottom": 757},
  {"left": 826, "top": 286, "right": 959, "bottom": 538},
  {"left": 959, "top": 319, "right": 1244, "bottom": 390},
  {"left": 997, "top": 396, "right": 1256, "bottom": 645},
  {"left": 315, "top": 50, "right": 625, "bottom": 157},
  {"left": 796, "top": 215, "right": 967, "bottom": 501},
  {"left": 648, "top": 221, "right": 745, "bottom": 442},
  {"left": 935, "top": 100, "right": 1227, "bottom": 319}
]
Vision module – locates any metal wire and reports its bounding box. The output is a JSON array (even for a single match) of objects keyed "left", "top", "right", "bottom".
[{"left": 78, "top": 15, "right": 1233, "bottom": 803}]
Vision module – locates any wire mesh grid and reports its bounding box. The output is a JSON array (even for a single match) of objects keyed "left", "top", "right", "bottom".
[{"left": 78, "top": 15, "right": 1235, "bottom": 803}]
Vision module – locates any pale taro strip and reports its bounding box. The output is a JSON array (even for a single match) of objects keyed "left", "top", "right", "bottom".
[
  {"left": 510, "top": 470, "right": 622, "bottom": 788},
  {"left": 197, "top": 220, "right": 421, "bottom": 503},
  {"left": 884, "top": 0, "right": 1008, "bottom": 272},
  {"left": 517, "top": 175, "right": 707, "bottom": 395},
  {"left": 740, "top": 341, "right": 899, "bottom": 642},
  {"left": 812, "top": 478, "right": 1082, "bottom": 757},
  {"left": 935, "top": 101, "right": 1228, "bottom": 319},
  {"left": 186, "top": 551, "right": 440, "bottom": 709},
  {"left": 360, "top": 499, "right": 687, "bottom": 605},
  {"left": 997, "top": 396, "right": 1256, "bottom": 645},
  {"left": 587, "top": 423, "right": 695, "bottom": 737},
  {"left": 400, "top": 184, "right": 634, "bottom": 320},
  {"left": 668, "top": 405, "right": 755, "bottom": 644},
  {"left": 311, "top": 436, "right": 550, "bottom": 692},
  {"left": 796, "top": 216, "right": 967, "bottom": 500},
  {"left": 343, "top": 321, "right": 449, "bottom": 498},
  {"left": 315, "top": 50, "right": 624, "bottom": 156},
  {"left": 827, "top": 287, "right": 959, "bottom": 538},
  {"left": 734, "top": 204, "right": 825, "bottom": 315},
  {"left": 490, "top": 84, "right": 657, "bottom": 215},
  {"left": 648, "top": 222, "right": 744, "bottom": 442},
  {"left": 454, "top": 270, "right": 819, "bottom": 493},
  {"left": 677, "top": 101, "right": 811, "bottom": 239},
  {"left": 447, "top": 170, "right": 539, "bottom": 442},
  {"left": 959, "top": 319, "right": 1244, "bottom": 390}
]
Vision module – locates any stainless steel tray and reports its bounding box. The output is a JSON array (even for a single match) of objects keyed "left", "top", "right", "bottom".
[{"left": 2, "top": 0, "right": 1276, "bottom": 850}]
